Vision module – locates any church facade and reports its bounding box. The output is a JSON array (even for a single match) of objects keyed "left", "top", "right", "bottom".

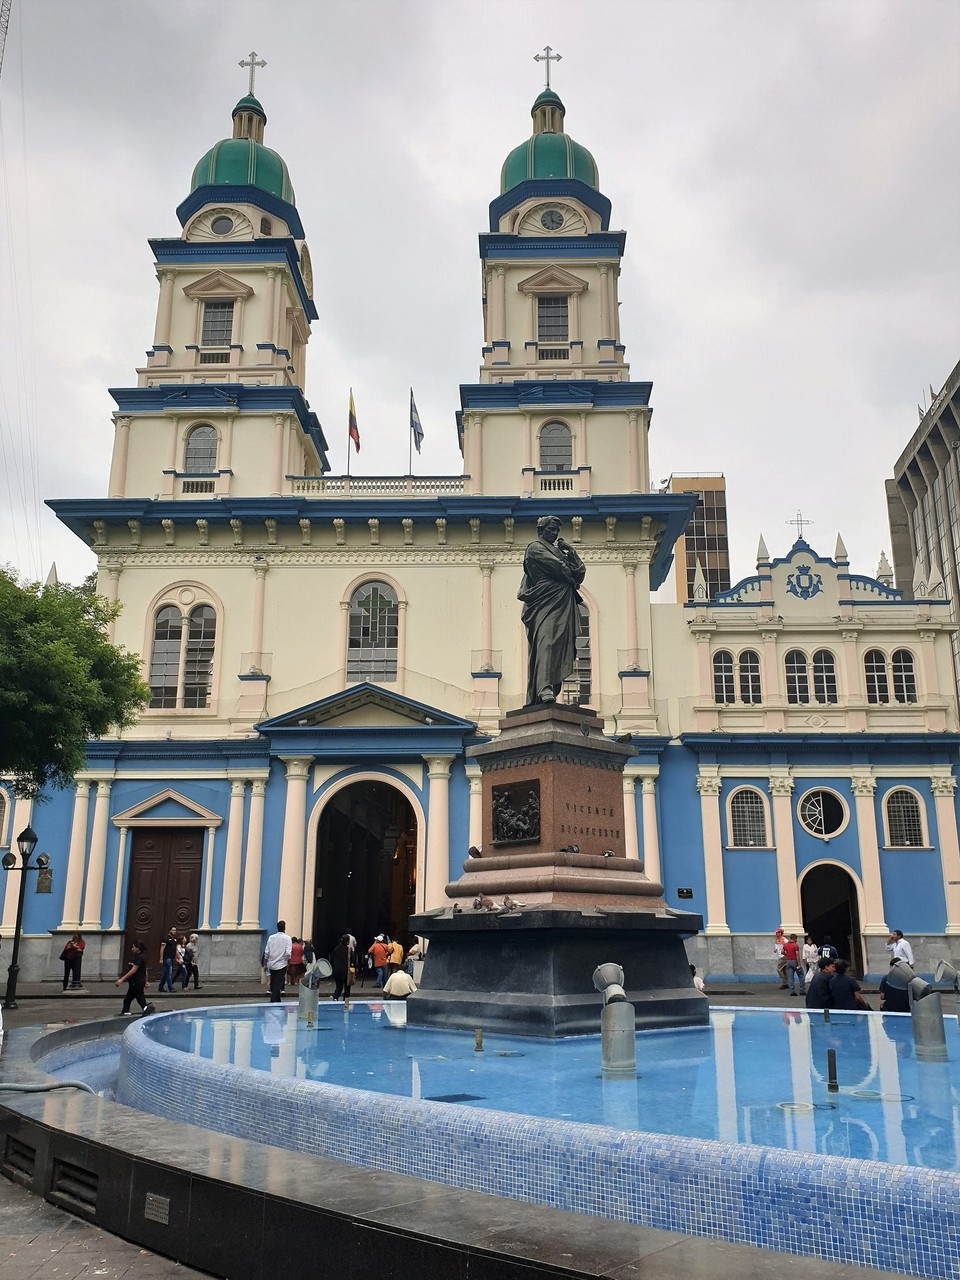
[{"left": 5, "top": 81, "right": 960, "bottom": 984}]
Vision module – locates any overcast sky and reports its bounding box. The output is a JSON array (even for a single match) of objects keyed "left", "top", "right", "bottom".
[{"left": 0, "top": 0, "right": 957, "bottom": 596}]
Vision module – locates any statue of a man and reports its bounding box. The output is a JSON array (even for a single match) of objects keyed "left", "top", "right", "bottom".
[{"left": 518, "top": 515, "right": 586, "bottom": 705}]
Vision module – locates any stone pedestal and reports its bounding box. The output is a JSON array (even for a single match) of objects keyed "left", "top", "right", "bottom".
[{"left": 407, "top": 706, "right": 707, "bottom": 1036}]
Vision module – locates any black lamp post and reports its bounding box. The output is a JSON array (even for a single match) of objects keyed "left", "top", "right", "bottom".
[{"left": 2, "top": 825, "right": 50, "bottom": 1010}]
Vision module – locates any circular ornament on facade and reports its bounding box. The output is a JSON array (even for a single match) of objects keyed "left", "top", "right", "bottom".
[
  {"left": 210, "top": 215, "right": 235, "bottom": 235},
  {"left": 178, "top": 588, "right": 196, "bottom": 606},
  {"left": 797, "top": 788, "right": 848, "bottom": 838}
]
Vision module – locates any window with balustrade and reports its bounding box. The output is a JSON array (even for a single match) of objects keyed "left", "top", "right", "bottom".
[
  {"left": 184, "top": 424, "right": 218, "bottom": 473},
  {"left": 148, "top": 604, "right": 217, "bottom": 709},
  {"left": 539, "top": 421, "right": 572, "bottom": 472}
]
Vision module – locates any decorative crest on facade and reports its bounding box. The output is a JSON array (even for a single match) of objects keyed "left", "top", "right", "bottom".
[{"left": 786, "top": 564, "right": 823, "bottom": 600}]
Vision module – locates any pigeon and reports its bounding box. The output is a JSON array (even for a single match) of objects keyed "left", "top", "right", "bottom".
[
  {"left": 601, "top": 849, "right": 616, "bottom": 858},
  {"left": 502, "top": 895, "right": 525, "bottom": 911},
  {"left": 467, "top": 845, "right": 482, "bottom": 859},
  {"left": 452, "top": 902, "right": 462, "bottom": 914},
  {"left": 614, "top": 733, "right": 633, "bottom": 743},
  {"left": 559, "top": 844, "right": 580, "bottom": 854},
  {"left": 579, "top": 721, "right": 591, "bottom": 737},
  {"left": 474, "top": 894, "right": 496, "bottom": 911}
]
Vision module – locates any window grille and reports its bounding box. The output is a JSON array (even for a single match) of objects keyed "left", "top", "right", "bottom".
[
  {"left": 886, "top": 789, "right": 924, "bottom": 846},
  {"left": 713, "top": 651, "right": 735, "bottom": 704},
  {"left": 892, "top": 650, "right": 917, "bottom": 704},
  {"left": 798, "top": 789, "right": 846, "bottom": 837},
  {"left": 785, "top": 650, "right": 809, "bottom": 704},
  {"left": 184, "top": 425, "right": 218, "bottom": 473},
  {"left": 201, "top": 300, "right": 234, "bottom": 346},
  {"left": 864, "top": 649, "right": 889, "bottom": 704},
  {"left": 539, "top": 422, "right": 572, "bottom": 472},
  {"left": 183, "top": 606, "right": 216, "bottom": 708},
  {"left": 730, "top": 789, "right": 767, "bottom": 846},
  {"left": 347, "top": 582, "right": 399, "bottom": 682},
  {"left": 560, "top": 603, "right": 591, "bottom": 706},
  {"left": 738, "top": 650, "right": 762, "bottom": 704},
  {"left": 148, "top": 607, "right": 183, "bottom": 708},
  {"left": 812, "top": 650, "right": 838, "bottom": 704},
  {"left": 537, "top": 295, "right": 569, "bottom": 342}
]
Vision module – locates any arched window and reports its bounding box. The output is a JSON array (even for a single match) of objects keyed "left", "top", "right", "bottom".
[
  {"left": 148, "top": 604, "right": 217, "bottom": 709},
  {"left": 885, "top": 789, "right": 924, "bottom": 847},
  {"left": 812, "top": 650, "right": 838, "bottom": 704},
  {"left": 560, "top": 602, "right": 592, "bottom": 706},
  {"left": 184, "top": 424, "right": 218, "bottom": 473},
  {"left": 539, "top": 421, "right": 572, "bottom": 472},
  {"left": 713, "top": 651, "right": 735, "bottom": 704},
  {"left": 739, "top": 650, "right": 762, "bottom": 704},
  {"left": 864, "top": 649, "right": 889, "bottom": 704},
  {"left": 347, "top": 581, "right": 399, "bottom": 682},
  {"left": 729, "top": 788, "right": 768, "bottom": 847},
  {"left": 785, "top": 650, "right": 809, "bottom": 704},
  {"left": 892, "top": 650, "right": 917, "bottom": 704}
]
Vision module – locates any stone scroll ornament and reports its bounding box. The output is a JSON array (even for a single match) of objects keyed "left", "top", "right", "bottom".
[{"left": 518, "top": 515, "right": 586, "bottom": 705}]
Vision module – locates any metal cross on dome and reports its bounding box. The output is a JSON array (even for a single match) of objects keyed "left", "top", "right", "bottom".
[
  {"left": 787, "top": 510, "right": 813, "bottom": 540},
  {"left": 534, "top": 45, "right": 562, "bottom": 90},
  {"left": 239, "top": 51, "right": 266, "bottom": 96}
]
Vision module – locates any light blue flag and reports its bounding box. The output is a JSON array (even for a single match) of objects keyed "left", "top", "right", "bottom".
[{"left": 410, "top": 388, "right": 424, "bottom": 454}]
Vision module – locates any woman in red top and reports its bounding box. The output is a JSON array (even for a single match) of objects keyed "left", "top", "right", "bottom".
[
  {"left": 288, "top": 937, "right": 305, "bottom": 985},
  {"left": 783, "top": 933, "right": 805, "bottom": 997},
  {"left": 60, "top": 933, "right": 85, "bottom": 991}
]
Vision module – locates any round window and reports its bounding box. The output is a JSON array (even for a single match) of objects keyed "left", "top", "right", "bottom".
[
  {"left": 798, "top": 789, "right": 846, "bottom": 838},
  {"left": 210, "top": 215, "right": 234, "bottom": 235}
]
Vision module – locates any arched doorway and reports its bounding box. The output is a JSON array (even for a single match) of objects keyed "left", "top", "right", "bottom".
[
  {"left": 801, "top": 863, "right": 864, "bottom": 975},
  {"left": 311, "top": 781, "right": 417, "bottom": 960}
]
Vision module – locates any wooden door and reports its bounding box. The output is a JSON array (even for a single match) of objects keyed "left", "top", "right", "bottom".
[{"left": 123, "top": 829, "right": 204, "bottom": 975}]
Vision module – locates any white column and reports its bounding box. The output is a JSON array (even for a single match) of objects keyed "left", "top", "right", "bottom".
[
  {"left": 768, "top": 773, "right": 803, "bottom": 933},
  {"left": 59, "top": 780, "right": 92, "bottom": 930},
  {"left": 80, "top": 780, "right": 112, "bottom": 929},
  {"left": 338, "top": 599, "right": 351, "bottom": 686},
  {"left": 598, "top": 263, "right": 610, "bottom": 339},
  {"left": 931, "top": 777, "right": 960, "bottom": 934},
  {"left": 277, "top": 757, "right": 312, "bottom": 926},
  {"left": 396, "top": 600, "right": 408, "bottom": 695},
  {"left": 850, "top": 774, "right": 887, "bottom": 932},
  {"left": 467, "top": 766, "right": 483, "bottom": 850},
  {"left": 153, "top": 269, "right": 175, "bottom": 346},
  {"left": 108, "top": 418, "right": 131, "bottom": 498},
  {"left": 103, "top": 566, "right": 123, "bottom": 640},
  {"left": 241, "top": 780, "right": 267, "bottom": 928},
  {"left": 111, "top": 826, "right": 129, "bottom": 930},
  {"left": 623, "top": 558, "right": 639, "bottom": 657},
  {"left": 219, "top": 780, "right": 247, "bottom": 928},
  {"left": 200, "top": 825, "right": 217, "bottom": 930},
  {"left": 249, "top": 563, "right": 269, "bottom": 667},
  {"left": 2, "top": 797, "right": 33, "bottom": 930},
  {"left": 622, "top": 770, "right": 640, "bottom": 862},
  {"left": 640, "top": 776, "right": 662, "bottom": 885},
  {"left": 479, "top": 560, "right": 493, "bottom": 660},
  {"left": 423, "top": 756, "right": 453, "bottom": 911},
  {"left": 697, "top": 770, "right": 729, "bottom": 935},
  {"left": 270, "top": 414, "right": 285, "bottom": 497},
  {"left": 626, "top": 411, "right": 641, "bottom": 494},
  {"left": 262, "top": 268, "right": 277, "bottom": 349},
  {"left": 472, "top": 413, "right": 483, "bottom": 494}
]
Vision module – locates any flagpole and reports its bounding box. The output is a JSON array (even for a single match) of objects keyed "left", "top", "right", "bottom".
[
  {"left": 408, "top": 387, "right": 413, "bottom": 476},
  {"left": 346, "top": 387, "right": 352, "bottom": 478}
]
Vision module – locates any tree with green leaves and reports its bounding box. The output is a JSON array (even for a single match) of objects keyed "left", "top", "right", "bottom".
[{"left": 0, "top": 568, "right": 148, "bottom": 799}]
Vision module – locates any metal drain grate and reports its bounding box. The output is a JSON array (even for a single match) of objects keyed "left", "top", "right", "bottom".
[
  {"left": 425, "top": 1093, "right": 486, "bottom": 1103},
  {"left": 2, "top": 1135, "right": 36, "bottom": 1184},
  {"left": 49, "top": 1159, "right": 98, "bottom": 1215}
]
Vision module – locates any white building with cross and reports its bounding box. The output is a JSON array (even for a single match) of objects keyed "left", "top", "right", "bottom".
[{"left": 5, "top": 63, "right": 960, "bottom": 986}]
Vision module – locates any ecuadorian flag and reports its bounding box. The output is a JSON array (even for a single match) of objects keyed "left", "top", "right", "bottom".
[{"left": 348, "top": 389, "right": 360, "bottom": 453}]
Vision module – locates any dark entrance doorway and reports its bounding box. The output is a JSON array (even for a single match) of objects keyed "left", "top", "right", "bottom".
[
  {"left": 123, "top": 828, "right": 204, "bottom": 976},
  {"left": 312, "top": 782, "right": 417, "bottom": 961},
  {"left": 801, "top": 863, "right": 864, "bottom": 974}
]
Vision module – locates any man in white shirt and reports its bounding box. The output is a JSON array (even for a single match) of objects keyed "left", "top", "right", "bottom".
[
  {"left": 886, "top": 930, "right": 914, "bottom": 967},
  {"left": 262, "top": 920, "right": 292, "bottom": 1003},
  {"left": 383, "top": 968, "right": 417, "bottom": 999}
]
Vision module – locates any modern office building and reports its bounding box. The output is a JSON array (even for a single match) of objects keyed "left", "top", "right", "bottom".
[{"left": 667, "top": 473, "right": 731, "bottom": 602}]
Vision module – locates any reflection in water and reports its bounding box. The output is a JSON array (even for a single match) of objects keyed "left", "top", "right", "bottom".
[{"left": 129, "top": 1005, "right": 960, "bottom": 1172}]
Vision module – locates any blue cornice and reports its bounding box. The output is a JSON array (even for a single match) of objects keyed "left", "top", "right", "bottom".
[
  {"left": 107, "top": 384, "right": 329, "bottom": 469},
  {"left": 148, "top": 237, "right": 318, "bottom": 321},
  {"left": 682, "top": 732, "right": 960, "bottom": 752},
  {"left": 487, "top": 180, "right": 612, "bottom": 231},
  {"left": 459, "top": 380, "right": 651, "bottom": 410},
  {"left": 48, "top": 492, "right": 697, "bottom": 591},
  {"left": 84, "top": 738, "right": 269, "bottom": 766},
  {"left": 176, "top": 185, "right": 305, "bottom": 238},
  {"left": 479, "top": 232, "right": 625, "bottom": 262}
]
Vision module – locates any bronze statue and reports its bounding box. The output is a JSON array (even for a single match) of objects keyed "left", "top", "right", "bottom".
[{"left": 518, "top": 515, "right": 586, "bottom": 705}]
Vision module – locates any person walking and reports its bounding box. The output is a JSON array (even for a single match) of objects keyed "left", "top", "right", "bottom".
[
  {"left": 783, "top": 933, "right": 805, "bottom": 996},
  {"left": 331, "top": 933, "right": 354, "bottom": 1001},
  {"left": 802, "top": 934, "right": 820, "bottom": 985},
  {"left": 773, "top": 929, "right": 788, "bottom": 989},
  {"left": 183, "top": 934, "right": 202, "bottom": 989},
  {"left": 367, "top": 934, "right": 391, "bottom": 988},
  {"left": 114, "top": 940, "right": 155, "bottom": 1016},
  {"left": 158, "top": 927, "right": 178, "bottom": 992},
  {"left": 262, "top": 921, "right": 292, "bottom": 1003},
  {"left": 60, "top": 933, "right": 85, "bottom": 990}
]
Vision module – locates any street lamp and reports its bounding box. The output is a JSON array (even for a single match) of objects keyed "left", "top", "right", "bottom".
[{"left": 2, "top": 825, "right": 50, "bottom": 1010}]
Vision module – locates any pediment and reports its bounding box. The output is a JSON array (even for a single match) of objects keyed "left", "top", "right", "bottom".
[
  {"left": 182, "top": 270, "right": 254, "bottom": 300},
  {"left": 518, "top": 265, "right": 589, "bottom": 295},
  {"left": 257, "top": 683, "right": 475, "bottom": 732},
  {"left": 112, "top": 788, "right": 223, "bottom": 828}
]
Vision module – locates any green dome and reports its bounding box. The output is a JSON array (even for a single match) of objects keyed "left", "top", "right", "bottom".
[
  {"left": 500, "top": 92, "right": 598, "bottom": 194},
  {"left": 190, "top": 138, "right": 295, "bottom": 203}
]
